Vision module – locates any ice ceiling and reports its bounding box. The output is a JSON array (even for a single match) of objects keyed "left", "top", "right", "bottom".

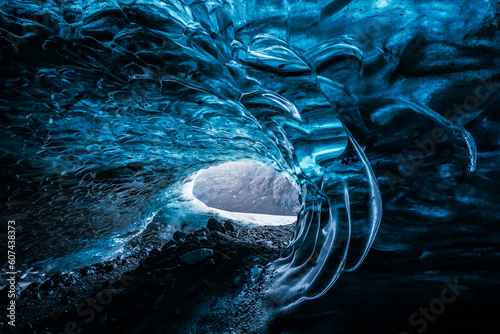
[{"left": 1, "top": 0, "right": 499, "bottom": 311}]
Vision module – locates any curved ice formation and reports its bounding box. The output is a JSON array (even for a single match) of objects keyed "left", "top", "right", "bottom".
[{"left": 0, "top": 0, "right": 482, "bottom": 311}]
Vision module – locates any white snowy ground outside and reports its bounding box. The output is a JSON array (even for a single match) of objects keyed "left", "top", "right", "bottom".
[{"left": 182, "top": 170, "right": 297, "bottom": 226}]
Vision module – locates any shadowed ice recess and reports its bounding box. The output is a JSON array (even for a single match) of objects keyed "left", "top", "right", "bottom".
[{"left": 1, "top": 0, "right": 497, "bottom": 312}]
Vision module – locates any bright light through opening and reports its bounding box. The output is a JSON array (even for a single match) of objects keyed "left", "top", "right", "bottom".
[{"left": 184, "top": 161, "right": 300, "bottom": 226}]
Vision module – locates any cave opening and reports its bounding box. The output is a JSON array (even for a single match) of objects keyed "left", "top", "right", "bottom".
[{"left": 190, "top": 161, "right": 300, "bottom": 226}]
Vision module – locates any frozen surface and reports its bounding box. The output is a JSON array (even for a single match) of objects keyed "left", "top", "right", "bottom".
[{"left": 1, "top": 0, "right": 499, "bottom": 313}]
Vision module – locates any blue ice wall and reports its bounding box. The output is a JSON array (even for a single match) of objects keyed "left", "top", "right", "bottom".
[{"left": 1, "top": 0, "right": 499, "bottom": 313}]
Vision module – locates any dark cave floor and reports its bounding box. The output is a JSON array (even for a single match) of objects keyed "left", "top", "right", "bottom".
[
  {"left": 10, "top": 220, "right": 295, "bottom": 334},
  {"left": 4, "top": 218, "right": 500, "bottom": 334}
]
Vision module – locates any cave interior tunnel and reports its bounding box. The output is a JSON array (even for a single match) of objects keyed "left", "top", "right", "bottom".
[{"left": 1, "top": 0, "right": 500, "bottom": 333}]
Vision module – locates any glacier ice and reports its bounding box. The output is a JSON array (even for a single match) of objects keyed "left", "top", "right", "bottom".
[{"left": 1, "top": 0, "right": 496, "bottom": 315}]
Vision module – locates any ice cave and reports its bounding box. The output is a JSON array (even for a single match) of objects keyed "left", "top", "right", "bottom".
[{"left": 0, "top": 0, "right": 499, "bottom": 333}]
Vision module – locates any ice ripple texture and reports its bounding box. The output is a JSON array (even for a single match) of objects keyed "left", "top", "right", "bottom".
[{"left": 1, "top": 0, "right": 497, "bottom": 311}]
